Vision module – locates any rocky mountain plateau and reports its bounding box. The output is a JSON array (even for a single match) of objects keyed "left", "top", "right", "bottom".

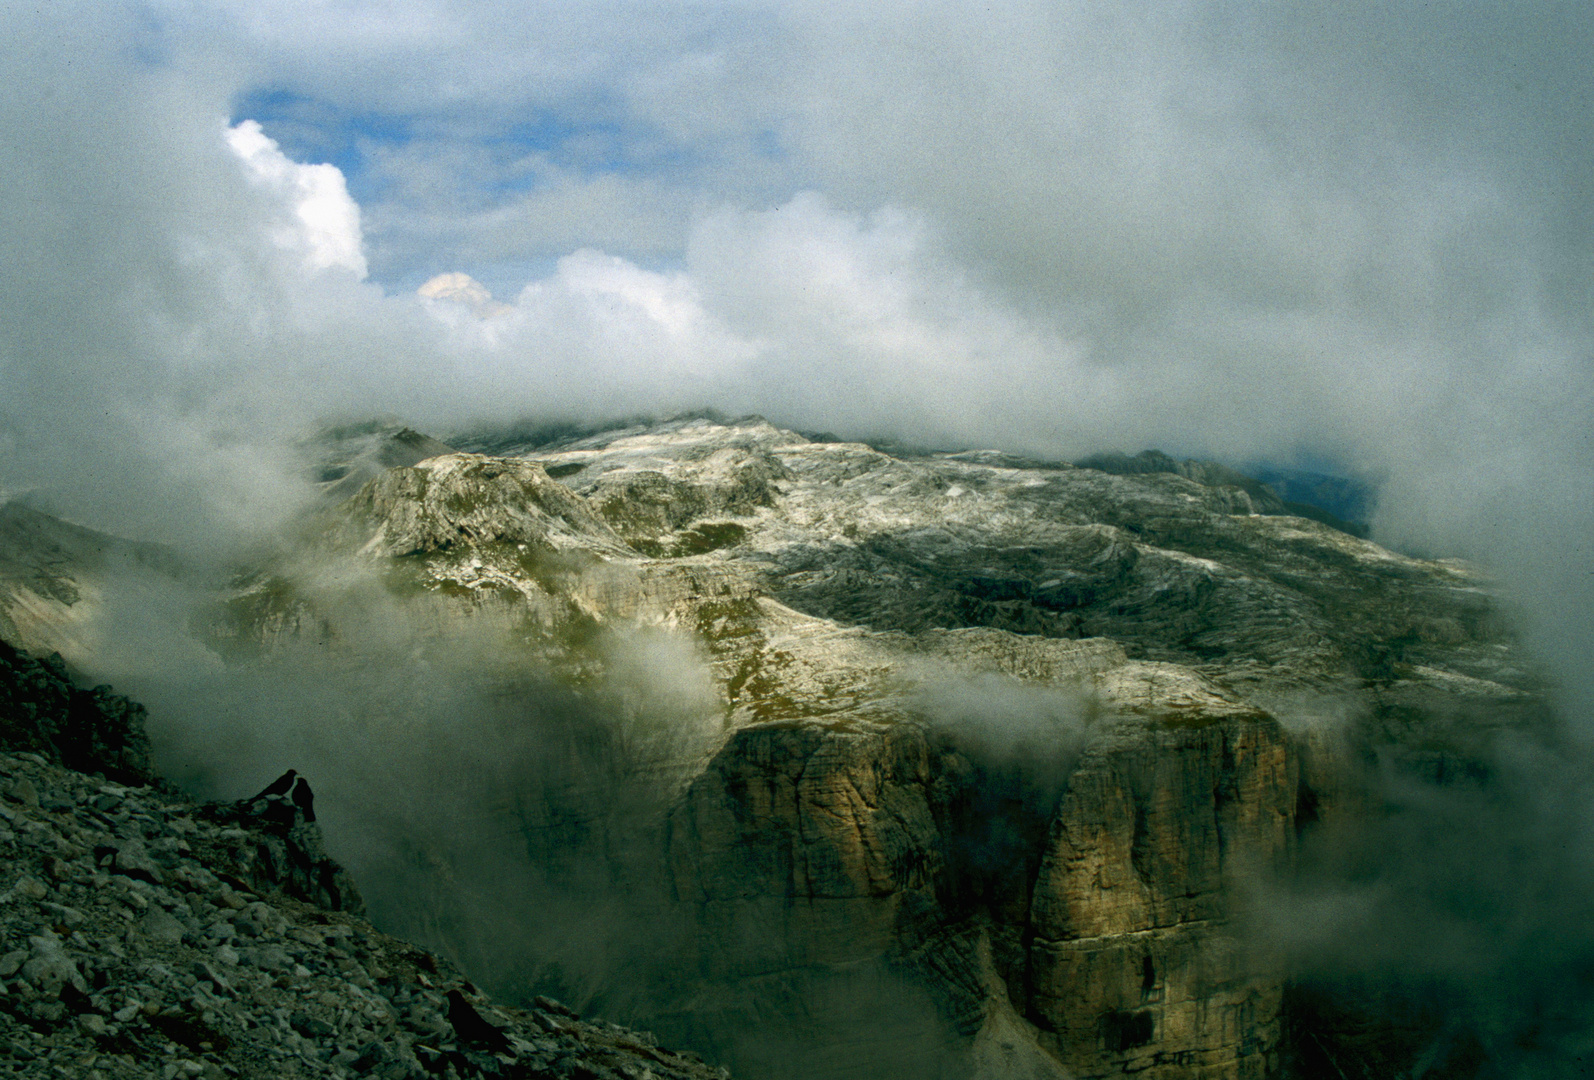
[{"left": 0, "top": 415, "right": 1558, "bottom": 1079}]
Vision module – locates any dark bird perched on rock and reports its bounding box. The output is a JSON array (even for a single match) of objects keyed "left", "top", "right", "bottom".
[
  {"left": 240, "top": 769, "right": 315, "bottom": 825},
  {"left": 290, "top": 773, "right": 316, "bottom": 822},
  {"left": 446, "top": 989, "right": 512, "bottom": 1055},
  {"left": 247, "top": 769, "right": 297, "bottom": 802}
]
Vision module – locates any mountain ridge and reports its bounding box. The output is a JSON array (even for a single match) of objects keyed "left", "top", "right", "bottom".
[{"left": 0, "top": 415, "right": 1555, "bottom": 1079}]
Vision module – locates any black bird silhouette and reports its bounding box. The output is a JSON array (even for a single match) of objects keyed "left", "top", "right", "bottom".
[
  {"left": 446, "top": 989, "right": 512, "bottom": 1055},
  {"left": 247, "top": 769, "right": 296, "bottom": 802},
  {"left": 289, "top": 774, "right": 316, "bottom": 822}
]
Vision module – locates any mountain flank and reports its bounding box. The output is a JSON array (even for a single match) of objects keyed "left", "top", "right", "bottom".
[
  {"left": 0, "top": 640, "right": 728, "bottom": 1080},
  {"left": 0, "top": 416, "right": 1553, "bottom": 1078}
]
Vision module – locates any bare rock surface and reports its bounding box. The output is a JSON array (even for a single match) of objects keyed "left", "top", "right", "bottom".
[
  {"left": 0, "top": 649, "right": 727, "bottom": 1080},
  {"left": 0, "top": 640, "right": 151, "bottom": 786},
  {"left": 303, "top": 423, "right": 459, "bottom": 505},
  {"left": 0, "top": 415, "right": 1551, "bottom": 1079},
  {"left": 0, "top": 503, "right": 182, "bottom": 667}
]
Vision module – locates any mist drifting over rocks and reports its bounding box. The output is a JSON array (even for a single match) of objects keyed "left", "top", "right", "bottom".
[
  {"left": 1, "top": 2, "right": 1593, "bottom": 1077},
  {"left": 0, "top": 413, "right": 1583, "bottom": 1077},
  {"left": 0, "top": 3, "right": 1588, "bottom": 710}
]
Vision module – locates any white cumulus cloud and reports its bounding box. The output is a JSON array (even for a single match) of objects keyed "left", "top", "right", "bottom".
[
  {"left": 226, "top": 119, "right": 368, "bottom": 279},
  {"left": 417, "top": 272, "right": 510, "bottom": 318}
]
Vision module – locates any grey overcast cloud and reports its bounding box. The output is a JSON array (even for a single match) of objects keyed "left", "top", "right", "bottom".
[
  {"left": 4, "top": 5, "right": 1594, "bottom": 1076},
  {"left": 0, "top": 0, "right": 1590, "bottom": 709}
]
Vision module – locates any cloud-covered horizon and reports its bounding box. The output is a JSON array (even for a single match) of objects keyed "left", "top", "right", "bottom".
[
  {"left": 2, "top": 6, "right": 1594, "bottom": 1072},
  {"left": 0, "top": 0, "right": 1590, "bottom": 713}
]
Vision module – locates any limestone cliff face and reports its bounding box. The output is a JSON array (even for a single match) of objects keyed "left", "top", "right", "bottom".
[
  {"left": 1027, "top": 716, "right": 1293, "bottom": 1078},
  {"left": 659, "top": 687, "right": 1295, "bottom": 1077},
  {"left": 667, "top": 722, "right": 941, "bottom": 974},
  {"left": 1, "top": 416, "right": 1543, "bottom": 1079}
]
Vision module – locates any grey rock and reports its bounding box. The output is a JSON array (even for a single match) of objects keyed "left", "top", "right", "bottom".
[
  {"left": 236, "top": 901, "right": 288, "bottom": 939},
  {"left": 192, "top": 959, "right": 231, "bottom": 993},
  {"left": 111, "top": 837, "right": 164, "bottom": 883},
  {"left": 137, "top": 904, "right": 185, "bottom": 945},
  {"left": 331, "top": 453, "right": 631, "bottom": 561},
  {"left": 20, "top": 933, "right": 85, "bottom": 996},
  {"left": 240, "top": 944, "right": 293, "bottom": 973},
  {"left": 290, "top": 1011, "right": 336, "bottom": 1039},
  {"left": 9, "top": 874, "right": 46, "bottom": 901},
  {"left": 39, "top": 901, "right": 84, "bottom": 926},
  {"left": 25, "top": 999, "right": 65, "bottom": 1025}
]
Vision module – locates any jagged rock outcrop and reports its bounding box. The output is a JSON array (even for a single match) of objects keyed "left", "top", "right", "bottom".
[
  {"left": 0, "top": 642, "right": 728, "bottom": 1080},
  {"left": 0, "top": 640, "right": 151, "bottom": 786},
  {"left": 333, "top": 454, "right": 629, "bottom": 560}
]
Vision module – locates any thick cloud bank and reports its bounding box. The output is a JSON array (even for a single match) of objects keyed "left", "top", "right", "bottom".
[
  {"left": 0, "top": 4, "right": 1591, "bottom": 1072},
  {"left": 0, "top": 3, "right": 1588, "bottom": 698}
]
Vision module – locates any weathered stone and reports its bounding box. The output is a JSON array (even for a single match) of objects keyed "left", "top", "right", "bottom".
[
  {"left": 333, "top": 453, "right": 631, "bottom": 560},
  {"left": 138, "top": 905, "right": 186, "bottom": 945},
  {"left": 111, "top": 838, "right": 164, "bottom": 884},
  {"left": 669, "top": 721, "right": 940, "bottom": 974},
  {"left": 0, "top": 636, "right": 153, "bottom": 783},
  {"left": 39, "top": 902, "right": 85, "bottom": 927},
  {"left": 10, "top": 874, "right": 46, "bottom": 900},
  {"left": 19, "top": 933, "right": 85, "bottom": 996}
]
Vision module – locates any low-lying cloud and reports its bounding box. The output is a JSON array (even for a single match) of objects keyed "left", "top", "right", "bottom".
[
  {"left": 1, "top": 6, "right": 1587, "bottom": 719},
  {"left": 1, "top": 6, "right": 1592, "bottom": 1071}
]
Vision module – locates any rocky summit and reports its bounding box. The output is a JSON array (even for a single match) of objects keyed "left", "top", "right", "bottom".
[{"left": 0, "top": 415, "right": 1551, "bottom": 1079}]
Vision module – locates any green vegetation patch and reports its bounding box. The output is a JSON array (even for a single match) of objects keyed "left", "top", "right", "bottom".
[
  {"left": 693, "top": 597, "right": 764, "bottom": 646},
  {"left": 380, "top": 555, "right": 434, "bottom": 598},
  {"left": 629, "top": 522, "right": 750, "bottom": 560},
  {"left": 673, "top": 521, "right": 747, "bottom": 556}
]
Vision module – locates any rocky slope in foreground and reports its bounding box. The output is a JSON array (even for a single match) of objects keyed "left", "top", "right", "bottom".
[
  {"left": 0, "top": 640, "right": 727, "bottom": 1080},
  {"left": 0, "top": 416, "right": 1550, "bottom": 1079}
]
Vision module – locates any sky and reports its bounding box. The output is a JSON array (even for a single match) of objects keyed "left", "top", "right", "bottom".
[{"left": 0, "top": 0, "right": 1591, "bottom": 710}]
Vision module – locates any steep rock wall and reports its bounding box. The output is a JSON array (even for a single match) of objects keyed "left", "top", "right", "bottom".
[
  {"left": 667, "top": 722, "right": 941, "bottom": 976},
  {"left": 664, "top": 710, "right": 1297, "bottom": 1079},
  {"left": 1028, "top": 716, "right": 1293, "bottom": 1078}
]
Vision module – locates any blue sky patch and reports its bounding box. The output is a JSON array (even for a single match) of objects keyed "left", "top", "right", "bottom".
[{"left": 230, "top": 87, "right": 693, "bottom": 205}]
